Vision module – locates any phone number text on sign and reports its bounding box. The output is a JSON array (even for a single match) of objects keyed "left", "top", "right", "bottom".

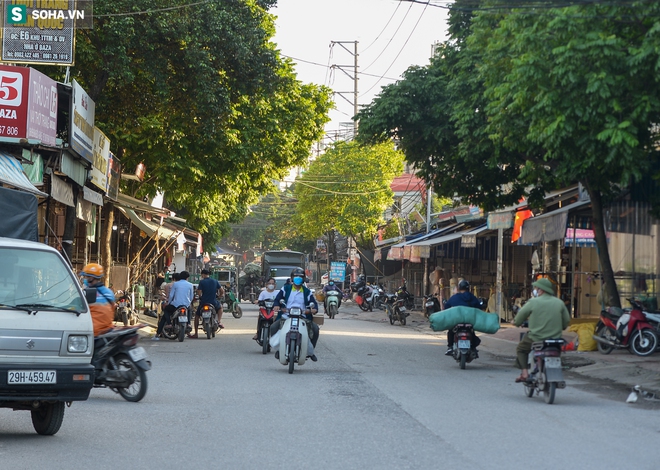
[{"left": 0, "top": 67, "right": 28, "bottom": 138}]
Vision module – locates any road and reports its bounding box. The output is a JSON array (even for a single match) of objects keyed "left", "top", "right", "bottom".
[{"left": 1, "top": 303, "right": 658, "bottom": 469}]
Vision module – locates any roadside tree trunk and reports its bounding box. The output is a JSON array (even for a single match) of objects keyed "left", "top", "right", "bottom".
[{"left": 101, "top": 204, "right": 114, "bottom": 286}]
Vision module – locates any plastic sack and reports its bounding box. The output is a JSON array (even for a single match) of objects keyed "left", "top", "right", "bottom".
[
  {"left": 616, "top": 313, "right": 631, "bottom": 338},
  {"left": 355, "top": 295, "right": 363, "bottom": 306},
  {"left": 568, "top": 322, "right": 598, "bottom": 351},
  {"left": 269, "top": 331, "right": 280, "bottom": 349},
  {"left": 429, "top": 306, "right": 500, "bottom": 334}
]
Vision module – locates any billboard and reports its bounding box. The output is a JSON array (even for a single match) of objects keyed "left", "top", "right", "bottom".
[
  {"left": 90, "top": 126, "right": 109, "bottom": 192},
  {"left": 0, "top": 64, "right": 57, "bottom": 144},
  {"left": 70, "top": 79, "right": 94, "bottom": 162}
]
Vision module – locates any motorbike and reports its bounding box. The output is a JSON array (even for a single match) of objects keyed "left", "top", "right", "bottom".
[
  {"left": 224, "top": 289, "right": 243, "bottom": 319},
  {"left": 397, "top": 281, "right": 415, "bottom": 311},
  {"left": 162, "top": 305, "right": 191, "bottom": 342},
  {"left": 199, "top": 302, "right": 220, "bottom": 339},
  {"left": 384, "top": 293, "right": 409, "bottom": 326},
  {"left": 522, "top": 338, "right": 566, "bottom": 404},
  {"left": 271, "top": 306, "right": 310, "bottom": 374},
  {"left": 451, "top": 323, "right": 478, "bottom": 369},
  {"left": 257, "top": 300, "right": 276, "bottom": 354},
  {"left": 372, "top": 284, "right": 386, "bottom": 310},
  {"left": 92, "top": 325, "right": 151, "bottom": 402},
  {"left": 423, "top": 293, "right": 441, "bottom": 319},
  {"left": 114, "top": 290, "right": 139, "bottom": 326},
  {"left": 592, "top": 298, "right": 658, "bottom": 356},
  {"left": 356, "top": 284, "right": 375, "bottom": 312},
  {"left": 324, "top": 289, "right": 341, "bottom": 319}
]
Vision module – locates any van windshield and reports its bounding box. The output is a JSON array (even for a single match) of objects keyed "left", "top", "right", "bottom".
[{"left": 0, "top": 247, "right": 85, "bottom": 312}]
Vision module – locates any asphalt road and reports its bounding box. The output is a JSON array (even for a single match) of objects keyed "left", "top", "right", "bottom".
[{"left": 1, "top": 304, "right": 659, "bottom": 469}]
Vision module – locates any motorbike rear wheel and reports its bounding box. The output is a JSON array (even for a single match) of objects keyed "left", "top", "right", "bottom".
[
  {"left": 358, "top": 300, "right": 370, "bottom": 312},
  {"left": 232, "top": 304, "right": 243, "bottom": 319},
  {"left": 288, "top": 339, "right": 297, "bottom": 374},
  {"left": 31, "top": 401, "right": 65, "bottom": 435},
  {"left": 115, "top": 353, "right": 148, "bottom": 402},
  {"left": 596, "top": 326, "right": 615, "bottom": 355},
  {"left": 329, "top": 304, "right": 337, "bottom": 319},
  {"left": 178, "top": 323, "right": 186, "bottom": 342},
  {"left": 262, "top": 327, "right": 269, "bottom": 355},
  {"left": 205, "top": 321, "right": 212, "bottom": 339},
  {"left": 121, "top": 310, "right": 128, "bottom": 326},
  {"left": 630, "top": 329, "right": 658, "bottom": 357},
  {"left": 459, "top": 352, "right": 466, "bottom": 370},
  {"left": 543, "top": 379, "right": 556, "bottom": 404}
]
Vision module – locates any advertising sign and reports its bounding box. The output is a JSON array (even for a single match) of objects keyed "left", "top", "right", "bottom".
[
  {"left": 90, "top": 126, "right": 109, "bottom": 191},
  {"left": 70, "top": 79, "right": 94, "bottom": 162},
  {"left": 487, "top": 211, "right": 514, "bottom": 230},
  {"left": 0, "top": 64, "right": 57, "bottom": 144},
  {"left": 461, "top": 233, "right": 477, "bottom": 248},
  {"left": 26, "top": 67, "right": 57, "bottom": 145},
  {"left": 329, "top": 261, "right": 346, "bottom": 282},
  {"left": 2, "top": 0, "right": 94, "bottom": 65}
]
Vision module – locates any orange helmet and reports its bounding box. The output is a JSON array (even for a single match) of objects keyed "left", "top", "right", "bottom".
[{"left": 80, "top": 263, "right": 104, "bottom": 279}]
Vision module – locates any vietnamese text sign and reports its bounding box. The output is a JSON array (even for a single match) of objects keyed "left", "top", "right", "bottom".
[
  {"left": 26, "top": 67, "right": 57, "bottom": 145},
  {"left": 461, "top": 234, "right": 477, "bottom": 248},
  {"left": 90, "top": 126, "right": 109, "bottom": 192},
  {"left": 330, "top": 261, "right": 346, "bottom": 282},
  {"left": 70, "top": 79, "right": 94, "bottom": 162},
  {"left": 0, "top": 64, "right": 29, "bottom": 138},
  {"left": 487, "top": 211, "right": 514, "bottom": 230}
]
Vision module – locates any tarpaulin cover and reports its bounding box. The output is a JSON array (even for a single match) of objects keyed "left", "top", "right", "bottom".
[
  {"left": 0, "top": 185, "right": 38, "bottom": 241},
  {"left": 429, "top": 306, "right": 500, "bottom": 334}
]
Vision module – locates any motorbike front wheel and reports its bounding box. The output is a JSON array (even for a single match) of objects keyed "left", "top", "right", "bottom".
[
  {"left": 115, "top": 353, "right": 148, "bottom": 402},
  {"left": 262, "top": 326, "right": 269, "bottom": 355},
  {"left": 386, "top": 306, "right": 394, "bottom": 325},
  {"left": 329, "top": 304, "right": 337, "bottom": 319},
  {"left": 288, "top": 339, "right": 297, "bottom": 374},
  {"left": 358, "top": 300, "right": 370, "bottom": 312},
  {"left": 232, "top": 304, "right": 243, "bottom": 319},
  {"left": 595, "top": 326, "right": 615, "bottom": 355},
  {"left": 630, "top": 329, "right": 658, "bottom": 357},
  {"left": 523, "top": 382, "right": 534, "bottom": 398}
]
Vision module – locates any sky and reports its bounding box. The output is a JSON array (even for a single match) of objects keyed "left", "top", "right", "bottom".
[{"left": 272, "top": 0, "right": 450, "bottom": 144}]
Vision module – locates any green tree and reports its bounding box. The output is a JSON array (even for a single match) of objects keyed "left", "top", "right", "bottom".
[
  {"left": 294, "top": 141, "right": 404, "bottom": 249},
  {"left": 71, "top": 0, "right": 331, "bottom": 246}
]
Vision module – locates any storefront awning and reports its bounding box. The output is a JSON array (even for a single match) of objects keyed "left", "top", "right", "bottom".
[
  {"left": 118, "top": 207, "right": 178, "bottom": 240},
  {"left": 0, "top": 151, "right": 47, "bottom": 196},
  {"left": 521, "top": 200, "right": 590, "bottom": 244},
  {"left": 391, "top": 223, "right": 462, "bottom": 248},
  {"left": 405, "top": 225, "right": 489, "bottom": 248}
]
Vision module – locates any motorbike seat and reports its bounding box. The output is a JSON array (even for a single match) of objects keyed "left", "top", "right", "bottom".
[{"left": 532, "top": 338, "right": 565, "bottom": 350}]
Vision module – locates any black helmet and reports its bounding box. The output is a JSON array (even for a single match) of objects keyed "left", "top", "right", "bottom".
[
  {"left": 291, "top": 267, "right": 305, "bottom": 279},
  {"left": 358, "top": 274, "right": 365, "bottom": 281},
  {"left": 458, "top": 280, "right": 470, "bottom": 291}
]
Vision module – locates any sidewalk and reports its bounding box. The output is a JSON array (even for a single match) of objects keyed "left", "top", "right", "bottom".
[{"left": 335, "top": 300, "right": 660, "bottom": 396}]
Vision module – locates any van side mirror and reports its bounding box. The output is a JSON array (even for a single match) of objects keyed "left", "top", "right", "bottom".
[{"left": 85, "top": 287, "right": 97, "bottom": 305}]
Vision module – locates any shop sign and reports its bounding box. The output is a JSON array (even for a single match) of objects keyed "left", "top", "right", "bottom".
[
  {"left": 487, "top": 211, "right": 514, "bottom": 230},
  {"left": 70, "top": 79, "right": 95, "bottom": 162},
  {"left": 90, "top": 126, "right": 109, "bottom": 191},
  {"left": 461, "top": 234, "right": 477, "bottom": 248}
]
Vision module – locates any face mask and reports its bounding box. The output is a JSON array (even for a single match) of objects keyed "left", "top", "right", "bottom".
[
  {"left": 266, "top": 284, "right": 275, "bottom": 291},
  {"left": 532, "top": 289, "right": 539, "bottom": 298},
  {"left": 328, "top": 282, "right": 334, "bottom": 286},
  {"left": 82, "top": 278, "right": 89, "bottom": 287},
  {"left": 293, "top": 276, "right": 303, "bottom": 286}
]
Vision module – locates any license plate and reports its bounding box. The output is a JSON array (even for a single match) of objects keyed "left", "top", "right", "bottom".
[
  {"left": 399, "top": 307, "right": 406, "bottom": 312},
  {"left": 544, "top": 357, "right": 561, "bottom": 368},
  {"left": 178, "top": 316, "right": 188, "bottom": 323},
  {"left": 458, "top": 340, "right": 470, "bottom": 349},
  {"left": 425, "top": 302, "right": 434, "bottom": 307},
  {"left": 128, "top": 347, "right": 147, "bottom": 362},
  {"left": 8, "top": 370, "right": 56, "bottom": 385},
  {"left": 202, "top": 312, "right": 211, "bottom": 319}
]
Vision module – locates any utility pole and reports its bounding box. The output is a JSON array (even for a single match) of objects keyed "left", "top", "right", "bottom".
[
  {"left": 330, "top": 40, "right": 359, "bottom": 139},
  {"left": 423, "top": 184, "right": 432, "bottom": 296}
]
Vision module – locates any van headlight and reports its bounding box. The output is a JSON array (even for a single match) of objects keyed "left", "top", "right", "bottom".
[{"left": 68, "top": 335, "right": 89, "bottom": 353}]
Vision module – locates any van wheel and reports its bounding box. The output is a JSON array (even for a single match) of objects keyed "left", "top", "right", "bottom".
[{"left": 31, "top": 401, "right": 65, "bottom": 435}]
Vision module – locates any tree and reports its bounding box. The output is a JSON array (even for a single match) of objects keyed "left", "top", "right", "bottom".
[
  {"left": 70, "top": 0, "right": 331, "bottom": 246},
  {"left": 294, "top": 141, "right": 404, "bottom": 249}
]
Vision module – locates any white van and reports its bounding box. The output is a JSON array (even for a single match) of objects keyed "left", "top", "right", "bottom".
[{"left": 0, "top": 237, "right": 95, "bottom": 435}]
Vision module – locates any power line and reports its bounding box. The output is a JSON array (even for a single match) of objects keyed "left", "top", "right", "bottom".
[
  {"left": 95, "top": 0, "right": 214, "bottom": 17},
  {"left": 361, "top": 2, "right": 403, "bottom": 53},
  {"left": 362, "top": 1, "right": 414, "bottom": 73},
  {"left": 296, "top": 181, "right": 390, "bottom": 195},
  {"left": 281, "top": 54, "right": 399, "bottom": 81}
]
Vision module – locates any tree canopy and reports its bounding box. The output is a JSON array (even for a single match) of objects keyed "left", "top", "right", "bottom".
[
  {"left": 72, "top": 0, "right": 332, "bottom": 245},
  {"left": 294, "top": 141, "right": 404, "bottom": 249},
  {"left": 356, "top": 0, "right": 660, "bottom": 308}
]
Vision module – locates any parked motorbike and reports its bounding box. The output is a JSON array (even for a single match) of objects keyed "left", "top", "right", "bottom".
[
  {"left": 162, "top": 305, "right": 191, "bottom": 342},
  {"left": 271, "top": 306, "right": 310, "bottom": 374},
  {"left": 372, "top": 284, "right": 386, "bottom": 310},
  {"left": 356, "top": 284, "right": 375, "bottom": 312},
  {"left": 522, "top": 338, "right": 566, "bottom": 404},
  {"left": 199, "top": 303, "right": 219, "bottom": 339},
  {"left": 384, "top": 293, "right": 409, "bottom": 326},
  {"left": 592, "top": 299, "right": 658, "bottom": 356},
  {"left": 451, "top": 323, "right": 477, "bottom": 369},
  {"left": 423, "top": 293, "right": 441, "bottom": 319},
  {"left": 257, "top": 300, "right": 276, "bottom": 354},
  {"left": 324, "top": 289, "right": 341, "bottom": 319},
  {"left": 397, "top": 281, "right": 415, "bottom": 311},
  {"left": 114, "top": 290, "right": 139, "bottom": 326},
  {"left": 92, "top": 325, "right": 151, "bottom": 402}
]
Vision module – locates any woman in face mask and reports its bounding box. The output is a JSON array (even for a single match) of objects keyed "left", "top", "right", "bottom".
[{"left": 253, "top": 278, "right": 278, "bottom": 340}]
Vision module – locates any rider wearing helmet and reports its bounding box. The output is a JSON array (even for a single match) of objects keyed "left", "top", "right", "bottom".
[
  {"left": 79, "top": 263, "right": 115, "bottom": 337},
  {"left": 271, "top": 267, "right": 319, "bottom": 361},
  {"left": 322, "top": 279, "right": 343, "bottom": 312},
  {"left": 443, "top": 279, "right": 482, "bottom": 356}
]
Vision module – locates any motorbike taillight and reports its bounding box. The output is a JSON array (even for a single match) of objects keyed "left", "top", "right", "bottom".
[
  {"left": 178, "top": 308, "right": 187, "bottom": 315},
  {"left": 122, "top": 335, "right": 139, "bottom": 347}
]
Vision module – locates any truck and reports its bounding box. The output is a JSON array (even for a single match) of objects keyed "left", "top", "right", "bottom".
[{"left": 262, "top": 250, "right": 307, "bottom": 289}]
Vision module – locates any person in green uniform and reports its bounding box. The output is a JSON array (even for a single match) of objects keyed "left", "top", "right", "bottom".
[{"left": 513, "top": 278, "right": 570, "bottom": 383}]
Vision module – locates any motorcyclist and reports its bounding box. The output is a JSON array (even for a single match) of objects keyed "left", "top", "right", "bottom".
[
  {"left": 322, "top": 279, "right": 342, "bottom": 313},
  {"left": 252, "top": 277, "right": 278, "bottom": 341},
  {"left": 154, "top": 271, "right": 194, "bottom": 340},
  {"left": 513, "top": 278, "right": 570, "bottom": 383},
  {"left": 271, "top": 267, "right": 319, "bottom": 361},
  {"left": 443, "top": 279, "right": 482, "bottom": 356},
  {"left": 79, "top": 263, "right": 115, "bottom": 337},
  {"left": 191, "top": 269, "right": 224, "bottom": 339}
]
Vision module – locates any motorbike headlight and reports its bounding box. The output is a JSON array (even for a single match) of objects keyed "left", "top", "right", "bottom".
[{"left": 68, "top": 335, "right": 89, "bottom": 353}]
